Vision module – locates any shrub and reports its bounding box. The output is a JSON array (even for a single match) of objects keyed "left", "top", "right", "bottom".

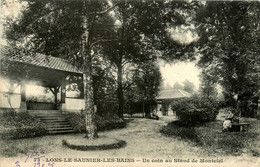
[
  {"left": 160, "top": 121, "right": 201, "bottom": 144},
  {"left": 64, "top": 112, "right": 126, "bottom": 132},
  {"left": 161, "top": 119, "right": 258, "bottom": 156},
  {"left": 96, "top": 113, "right": 127, "bottom": 131},
  {"left": 171, "top": 94, "right": 219, "bottom": 126},
  {"left": 0, "top": 112, "right": 47, "bottom": 139}
]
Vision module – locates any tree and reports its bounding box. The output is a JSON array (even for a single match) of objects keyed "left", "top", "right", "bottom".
[
  {"left": 160, "top": 83, "right": 174, "bottom": 91},
  {"left": 173, "top": 82, "right": 183, "bottom": 89},
  {"left": 183, "top": 79, "right": 195, "bottom": 93},
  {"left": 195, "top": 1, "right": 260, "bottom": 115},
  {"left": 3, "top": 0, "right": 206, "bottom": 137},
  {"left": 4, "top": 0, "right": 121, "bottom": 139},
  {"left": 98, "top": 0, "right": 149, "bottom": 118},
  {"left": 100, "top": 0, "right": 197, "bottom": 118},
  {"left": 198, "top": 69, "right": 218, "bottom": 99},
  {"left": 129, "top": 0, "right": 200, "bottom": 62},
  {"left": 127, "top": 61, "right": 162, "bottom": 116}
]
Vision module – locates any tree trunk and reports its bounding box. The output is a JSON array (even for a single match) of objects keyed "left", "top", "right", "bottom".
[
  {"left": 82, "top": 3, "right": 98, "bottom": 139},
  {"left": 117, "top": 60, "right": 124, "bottom": 119},
  {"left": 83, "top": 57, "right": 98, "bottom": 139}
]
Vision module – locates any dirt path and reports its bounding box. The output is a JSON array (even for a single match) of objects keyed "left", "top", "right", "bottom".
[
  {"left": 1, "top": 117, "right": 258, "bottom": 167},
  {"left": 100, "top": 117, "right": 208, "bottom": 158}
]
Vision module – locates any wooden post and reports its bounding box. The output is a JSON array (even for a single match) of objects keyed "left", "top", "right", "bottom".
[
  {"left": 20, "top": 81, "right": 27, "bottom": 112},
  {"left": 20, "top": 82, "right": 26, "bottom": 102},
  {"left": 61, "top": 82, "right": 66, "bottom": 104},
  {"left": 60, "top": 77, "right": 66, "bottom": 111},
  {"left": 49, "top": 86, "right": 59, "bottom": 110}
]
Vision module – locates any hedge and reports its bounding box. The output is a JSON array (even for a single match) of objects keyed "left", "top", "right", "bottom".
[
  {"left": 63, "top": 112, "right": 126, "bottom": 132},
  {"left": 171, "top": 94, "right": 219, "bottom": 126},
  {"left": 0, "top": 112, "right": 47, "bottom": 139}
]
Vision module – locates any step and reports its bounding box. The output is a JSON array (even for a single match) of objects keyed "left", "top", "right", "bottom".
[
  {"left": 43, "top": 122, "right": 71, "bottom": 125},
  {"left": 45, "top": 125, "right": 72, "bottom": 129},
  {"left": 46, "top": 127, "right": 74, "bottom": 131},
  {"left": 38, "top": 115, "right": 64, "bottom": 118},
  {"left": 39, "top": 117, "right": 66, "bottom": 120},
  {"left": 37, "top": 114, "right": 62, "bottom": 117},
  {"left": 45, "top": 124, "right": 73, "bottom": 127},
  {"left": 29, "top": 110, "right": 61, "bottom": 115},
  {"left": 44, "top": 122, "right": 71, "bottom": 126},
  {"left": 28, "top": 110, "right": 76, "bottom": 135},
  {"left": 35, "top": 114, "right": 62, "bottom": 117},
  {"left": 41, "top": 121, "right": 68, "bottom": 124},
  {"left": 48, "top": 130, "right": 77, "bottom": 134},
  {"left": 41, "top": 119, "right": 69, "bottom": 123}
]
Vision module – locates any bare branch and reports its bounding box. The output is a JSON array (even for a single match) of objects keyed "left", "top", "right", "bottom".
[
  {"left": 48, "top": 87, "right": 55, "bottom": 95},
  {"left": 90, "top": 38, "right": 119, "bottom": 47},
  {"left": 96, "top": 2, "right": 121, "bottom": 15}
]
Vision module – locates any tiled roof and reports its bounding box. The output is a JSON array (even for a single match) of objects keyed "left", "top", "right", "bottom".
[
  {"left": 1, "top": 46, "right": 83, "bottom": 74},
  {"left": 157, "top": 89, "right": 191, "bottom": 100}
]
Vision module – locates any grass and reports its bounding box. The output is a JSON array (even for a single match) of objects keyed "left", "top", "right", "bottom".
[
  {"left": 0, "top": 137, "right": 54, "bottom": 157},
  {"left": 161, "top": 118, "right": 260, "bottom": 156},
  {"left": 0, "top": 112, "right": 126, "bottom": 157}
]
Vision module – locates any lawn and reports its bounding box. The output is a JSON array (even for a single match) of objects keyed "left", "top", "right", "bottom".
[{"left": 161, "top": 118, "right": 260, "bottom": 157}]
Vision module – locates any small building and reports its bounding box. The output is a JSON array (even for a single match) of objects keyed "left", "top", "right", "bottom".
[
  {"left": 156, "top": 89, "right": 191, "bottom": 116},
  {"left": 0, "top": 46, "right": 85, "bottom": 114}
]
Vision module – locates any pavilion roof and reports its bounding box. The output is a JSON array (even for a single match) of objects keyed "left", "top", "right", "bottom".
[
  {"left": 1, "top": 45, "right": 83, "bottom": 74},
  {"left": 156, "top": 89, "right": 191, "bottom": 100}
]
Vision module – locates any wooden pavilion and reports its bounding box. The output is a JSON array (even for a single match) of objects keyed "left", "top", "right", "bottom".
[
  {"left": 156, "top": 89, "right": 191, "bottom": 116},
  {"left": 0, "top": 46, "right": 84, "bottom": 113}
]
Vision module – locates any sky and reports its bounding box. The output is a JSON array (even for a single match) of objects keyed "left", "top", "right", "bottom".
[
  {"left": 160, "top": 61, "right": 201, "bottom": 90},
  {"left": 1, "top": 0, "right": 202, "bottom": 92}
]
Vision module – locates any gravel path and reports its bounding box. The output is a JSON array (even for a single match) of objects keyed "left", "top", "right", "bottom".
[{"left": 1, "top": 117, "right": 257, "bottom": 167}]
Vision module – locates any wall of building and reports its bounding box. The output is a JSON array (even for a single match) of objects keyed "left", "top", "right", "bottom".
[
  {"left": 0, "top": 92, "right": 21, "bottom": 109},
  {"left": 61, "top": 98, "right": 85, "bottom": 113},
  {"left": 27, "top": 102, "right": 56, "bottom": 110}
]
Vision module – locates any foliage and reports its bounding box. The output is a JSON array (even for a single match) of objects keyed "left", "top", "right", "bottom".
[
  {"left": 63, "top": 112, "right": 126, "bottom": 132},
  {"left": 195, "top": 1, "right": 260, "bottom": 114},
  {"left": 0, "top": 112, "right": 47, "bottom": 139},
  {"left": 128, "top": 0, "right": 200, "bottom": 61},
  {"left": 160, "top": 83, "right": 174, "bottom": 91},
  {"left": 171, "top": 94, "right": 219, "bottom": 126},
  {"left": 4, "top": 0, "right": 116, "bottom": 138},
  {"left": 183, "top": 79, "right": 195, "bottom": 93},
  {"left": 124, "top": 61, "right": 162, "bottom": 116},
  {"left": 26, "top": 95, "right": 54, "bottom": 103},
  {"left": 161, "top": 119, "right": 259, "bottom": 156},
  {"left": 92, "top": 56, "right": 119, "bottom": 115},
  {"left": 6, "top": 0, "right": 250, "bottom": 137},
  {"left": 173, "top": 81, "right": 183, "bottom": 89},
  {"left": 3, "top": 0, "right": 199, "bottom": 119},
  {"left": 98, "top": 0, "right": 188, "bottom": 118}
]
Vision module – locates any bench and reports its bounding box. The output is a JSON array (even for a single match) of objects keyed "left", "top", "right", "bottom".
[{"left": 231, "top": 123, "right": 249, "bottom": 132}]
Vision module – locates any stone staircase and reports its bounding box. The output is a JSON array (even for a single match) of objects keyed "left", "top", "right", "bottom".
[{"left": 29, "top": 110, "right": 77, "bottom": 134}]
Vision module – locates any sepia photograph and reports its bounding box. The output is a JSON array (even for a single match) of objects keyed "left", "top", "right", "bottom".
[{"left": 0, "top": 0, "right": 259, "bottom": 167}]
